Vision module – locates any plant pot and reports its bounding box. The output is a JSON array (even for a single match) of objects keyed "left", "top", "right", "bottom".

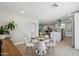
[{"left": 0, "top": 35, "right": 7, "bottom": 39}]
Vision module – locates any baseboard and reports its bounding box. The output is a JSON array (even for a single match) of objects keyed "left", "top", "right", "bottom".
[{"left": 14, "top": 41, "right": 25, "bottom": 46}]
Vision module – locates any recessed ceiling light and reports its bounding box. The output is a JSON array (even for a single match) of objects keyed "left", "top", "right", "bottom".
[{"left": 20, "top": 10, "right": 24, "bottom": 14}]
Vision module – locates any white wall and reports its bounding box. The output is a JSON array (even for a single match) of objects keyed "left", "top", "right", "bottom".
[
  {"left": 74, "top": 12, "right": 79, "bottom": 49},
  {"left": 0, "top": 10, "right": 39, "bottom": 44}
]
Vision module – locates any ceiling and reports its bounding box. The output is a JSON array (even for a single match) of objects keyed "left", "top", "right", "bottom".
[{"left": 0, "top": 2, "right": 79, "bottom": 24}]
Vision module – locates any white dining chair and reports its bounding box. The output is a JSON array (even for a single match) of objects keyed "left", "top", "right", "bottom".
[
  {"left": 46, "top": 40, "right": 56, "bottom": 56},
  {"left": 44, "top": 35, "right": 49, "bottom": 39},
  {"left": 46, "top": 32, "right": 57, "bottom": 55},
  {"left": 24, "top": 37, "right": 35, "bottom": 55}
]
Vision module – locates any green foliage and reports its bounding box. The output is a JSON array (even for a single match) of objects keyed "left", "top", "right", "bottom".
[
  {"left": 0, "top": 20, "right": 17, "bottom": 35},
  {"left": 6, "top": 20, "right": 17, "bottom": 31}
]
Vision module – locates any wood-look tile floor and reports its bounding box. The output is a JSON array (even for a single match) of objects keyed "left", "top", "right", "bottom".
[
  {"left": 2, "top": 38, "right": 22, "bottom": 56},
  {"left": 16, "top": 37, "right": 79, "bottom": 56}
]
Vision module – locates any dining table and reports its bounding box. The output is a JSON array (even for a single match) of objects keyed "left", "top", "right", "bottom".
[{"left": 31, "top": 36, "right": 50, "bottom": 56}]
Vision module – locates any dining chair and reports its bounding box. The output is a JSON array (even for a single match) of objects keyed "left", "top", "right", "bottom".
[
  {"left": 46, "top": 32, "right": 57, "bottom": 56},
  {"left": 46, "top": 40, "right": 56, "bottom": 55},
  {"left": 24, "top": 37, "right": 35, "bottom": 55},
  {"left": 44, "top": 35, "right": 49, "bottom": 39}
]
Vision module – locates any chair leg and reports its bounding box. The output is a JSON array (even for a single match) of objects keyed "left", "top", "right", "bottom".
[
  {"left": 47, "top": 46, "right": 55, "bottom": 56},
  {"left": 25, "top": 48, "right": 26, "bottom": 55},
  {"left": 27, "top": 47, "right": 34, "bottom": 56},
  {"left": 25, "top": 46, "right": 35, "bottom": 56},
  {"left": 25, "top": 47, "right": 28, "bottom": 56},
  {"left": 32, "top": 47, "right": 36, "bottom": 56},
  {"left": 46, "top": 47, "right": 50, "bottom": 55},
  {"left": 48, "top": 47, "right": 50, "bottom": 51},
  {"left": 30, "top": 47, "right": 33, "bottom": 55},
  {"left": 53, "top": 46, "right": 55, "bottom": 56},
  {"left": 47, "top": 47, "right": 50, "bottom": 52},
  {"left": 31, "top": 47, "right": 36, "bottom": 56}
]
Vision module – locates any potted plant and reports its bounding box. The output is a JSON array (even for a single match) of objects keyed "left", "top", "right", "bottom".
[
  {"left": 0, "top": 20, "right": 17, "bottom": 39},
  {"left": 0, "top": 25, "right": 9, "bottom": 39}
]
